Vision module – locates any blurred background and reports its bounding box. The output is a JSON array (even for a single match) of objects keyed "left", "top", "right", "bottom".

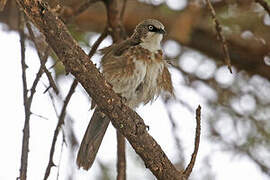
[{"left": 1, "top": 0, "right": 270, "bottom": 179}]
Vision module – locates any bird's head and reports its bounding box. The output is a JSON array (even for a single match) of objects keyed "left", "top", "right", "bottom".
[{"left": 132, "top": 19, "right": 166, "bottom": 52}]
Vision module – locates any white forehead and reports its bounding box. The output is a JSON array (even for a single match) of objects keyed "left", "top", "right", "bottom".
[{"left": 138, "top": 19, "right": 165, "bottom": 29}]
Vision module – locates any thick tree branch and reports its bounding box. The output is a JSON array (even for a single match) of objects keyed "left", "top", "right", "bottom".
[
  {"left": 16, "top": 0, "right": 184, "bottom": 179},
  {"left": 117, "top": 131, "right": 126, "bottom": 180}
]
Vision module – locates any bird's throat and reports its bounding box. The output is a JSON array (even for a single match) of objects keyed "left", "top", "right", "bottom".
[{"left": 140, "top": 34, "right": 162, "bottom": 52}]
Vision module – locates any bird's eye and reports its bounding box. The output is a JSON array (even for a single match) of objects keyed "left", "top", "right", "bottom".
[{"left": 148, "top": 25, "right": 154, "bottom": 31}]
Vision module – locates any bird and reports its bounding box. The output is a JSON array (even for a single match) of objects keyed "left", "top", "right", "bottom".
[{"left": 76, "top": 19, "right": 174, "bottom": 170}]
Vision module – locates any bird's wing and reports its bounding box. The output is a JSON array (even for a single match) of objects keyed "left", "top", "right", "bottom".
[
  {"left": 100, "top": 38, "right": 140, "bottom": 57},
  {"left": 101, "top": 38, "right": 141, "bottom": 79},
  {"left": 157, "top": 63, "right": 174, "bottom": 96}
]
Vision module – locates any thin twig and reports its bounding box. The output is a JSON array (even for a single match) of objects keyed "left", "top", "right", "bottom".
[
  {"left": 31, "top": 112, "right": 49, "bottom": 120},
  {"left": 18, "top": 9, "right": 45, "bottom": 180},
  {"left": 56, "top": 133, "right": 65, "bottom": 180},
  {"left": 28, "top": 67, "right": 44, "bottom": 104},
  {"left": 183, "top": 105, "right": 201, "bottom": 178},
  {"left": 47, "top": 89, "right": 59, "bottom": 117},
  {"left": 205, "top": 0, "right": 232, "bottom": 73},
  {"left": 88, "top": 27, "right": 108, "bottom": 57},
  {"left": 43, "top": 80, "right": 78, "bottom": 180},
  {"left": 255, "top": 0, "right": 270, "bottom": 16},
  {"left": 25, "top": 22, "right": 59, "bottom": 94},
  {"left": 18, "top": 10, "right": 29, "bottom": 180},
  {"left": 117, "top": 131, "right": 126, "bottom": 180}
]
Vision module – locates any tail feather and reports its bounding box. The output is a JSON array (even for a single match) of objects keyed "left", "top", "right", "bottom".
[{"left": 76, "top": 108, "right": 110, "bottom": 170}]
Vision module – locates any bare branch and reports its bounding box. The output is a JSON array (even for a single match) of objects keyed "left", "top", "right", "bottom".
[
  {"left": 205, "top": 0, "right": 232, "bottom": 73},
  {"left": 255, "top": 0, "right": 270, "bottom": 16},
  {"left": 25, "top": 22, "right": 59, "bottom": 94},
  {"left": 88, "top": 27, "right": 108, "bottom": 57},
  {"left": 105, "top": 0, "right": 127, "bottom": 41},
  {"left": 44, "top": 80, "right": 78, "bottom": 180},
  {"left": 18, "top": 9, "right": 29, "bottom": 180},
  {"left": 18, "top": 9, "right": 45, "bottom": 180},
  {"left": 56, "top": 134, "right": 65, "bottom": 180},
  {"left": 184, "top": 105, "right": 201, "bottom": 179}
]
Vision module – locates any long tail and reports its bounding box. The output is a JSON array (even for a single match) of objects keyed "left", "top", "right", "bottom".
[{"left": 76, "top": 107, "right": 110, "bottom": 170}]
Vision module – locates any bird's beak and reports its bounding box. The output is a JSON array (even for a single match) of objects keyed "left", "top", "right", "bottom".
[{"left": 157, "top": 28, "right": 166, "bottom": 35}]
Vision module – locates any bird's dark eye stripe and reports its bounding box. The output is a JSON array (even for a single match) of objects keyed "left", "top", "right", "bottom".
[{"left": 148, "top": 25, "right": 158, "bottom": 32}]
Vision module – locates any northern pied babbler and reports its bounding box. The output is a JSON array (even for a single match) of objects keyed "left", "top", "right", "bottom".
[{"left": 76, "top": 19, "right": 173, "bottom": 170}]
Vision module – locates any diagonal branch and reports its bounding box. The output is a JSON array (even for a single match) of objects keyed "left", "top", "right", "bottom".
[
  {"left": 18, "top": 9, "right": 29, "bottom": 180},
  {"left": 88, "top": 27, "right": 108, "bottom": 57},
  {"left": 25, "top": 21, "right": 59, "bottom": 94},
  {"left": 43, "top": 79, "right": 78, "bottom": 180},
  {"left": 18, "top": 8, "right": 45, "bottom": 180},
  {"left": 117, "top": 131, "right": 126, "bottom": 180},
  {"left": 16, "top": 0, "right": 187, "bottom": 179}
]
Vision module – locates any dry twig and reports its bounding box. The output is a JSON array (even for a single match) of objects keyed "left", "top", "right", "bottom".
[
  {"left": 205, "top": 0, "right": 232, "bottom": 73},
  {"left": 25, "top": 22, "right": 59, "bottom": 94},
  {"left": 18, "top": 10, "right": 29, "bottom": 180},
  {"left": 184, "top": 105, "right": 201, "bottom": 179},
  {"left": 56, "top": 134, "right": 65, "bottom": 180},
  {"left": 18, "top": 10, "right": 44, "bottom": 180},
  {"left": 43, "top": 80, "right": 78, "bottom": 180},
  {"left": 88, "top": 27, "right": 108, "bottom": 57}
]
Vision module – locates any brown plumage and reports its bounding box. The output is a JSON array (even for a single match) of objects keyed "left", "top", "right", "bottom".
[{"left": 76, "top": 19, "right": 173, "bottom": 170}]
